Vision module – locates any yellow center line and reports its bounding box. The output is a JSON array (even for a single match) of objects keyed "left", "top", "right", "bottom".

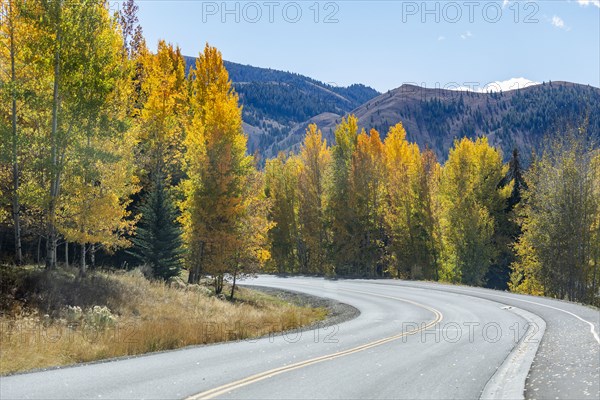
[{"left": 186, "top": 287, "right": 443, "bottom": 400}]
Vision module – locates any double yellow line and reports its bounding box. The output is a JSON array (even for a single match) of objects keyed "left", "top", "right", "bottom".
[{"left": 187, "top": 287, "right": 443, "bottom": 400}]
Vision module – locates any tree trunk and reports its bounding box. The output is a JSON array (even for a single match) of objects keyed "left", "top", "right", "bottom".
[
  {"left": 80, "top": 243, "right": 87, "bottom": 277},
  {"left": 214, "top": 274, "right": 223, "bottom": 295},
  {"left": 65, "top": 241, "right": 69, "bottom": 268},
  {"left": 230, "top": 270, "right": 237, "bottom": 300},
  {"left": 9, "top": 0, "right": 22, "bottom": 265},
  {"left": 188, "top": 242, "right": 204, "bottom": 284},
  {"left": 91, "top": 244, "right": 96, "bottom": 269},
  {"left": 187, "top": 268, "right": 196, "bottom": 284},
  {"left": 188, "top": 264, "right": 200, "bottom": 284},
  {"left": 46, "top": 4, "right": 61, "bottom": 270}
]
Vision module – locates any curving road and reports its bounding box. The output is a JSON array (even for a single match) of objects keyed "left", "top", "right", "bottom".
[{"left": 1, "top": 276, "right": 599, "bottom": 399}]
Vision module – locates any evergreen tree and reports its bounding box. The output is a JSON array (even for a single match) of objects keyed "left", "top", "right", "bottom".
[
  {"left": 132, "top": 175, "right": 183, "bottom": 280},
  {"left": 486, "top": 148, "right": 525, "bottom": 289},
  {"left": 505, "top": 148, "right": 526, "bottom": 210}
]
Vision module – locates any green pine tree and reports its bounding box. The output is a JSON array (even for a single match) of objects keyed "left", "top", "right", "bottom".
[
  {"left": 486, "top": 148, "right": 525, "bottom": 290},
  {"left": 131, "top": 175, "right": 183, "bottom": 280}
]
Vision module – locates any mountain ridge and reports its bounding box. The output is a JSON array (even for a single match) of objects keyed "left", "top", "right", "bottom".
[
  {"left": 183, "top": 55, "right": 599, "bottom": 161},
  {"left": 277, "top": 81, "right": 600, "bottom": 162},
  {"left": 184, "top": 56, "right": 380, "bottom": 158}
]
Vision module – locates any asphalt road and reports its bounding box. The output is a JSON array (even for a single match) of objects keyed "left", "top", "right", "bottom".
[{"left": 1, "top": 276, "right": 598, "bottom": 399}]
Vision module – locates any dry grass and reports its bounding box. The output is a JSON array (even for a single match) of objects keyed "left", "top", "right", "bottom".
[{"left": 0, "top": 267, "right": 326, "bottom": 375}]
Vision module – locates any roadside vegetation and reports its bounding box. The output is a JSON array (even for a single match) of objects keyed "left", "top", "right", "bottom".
[{"left": 0, "top": 265, "right": 326, "bottom": 375}]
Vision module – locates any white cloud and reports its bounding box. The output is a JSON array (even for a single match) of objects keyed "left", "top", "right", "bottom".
[
  {"left": 551, "top": 15, "right": 566, "bottom": 29},
  {"left": 577, "top": 0, "right": 600, "bottom": 8},
  {"left": 450, "top": 78, "right": 541, "bottom": 93},
  {"left": 460, "top": 31, "right": 473, "bottom": 40},
  {"left": 438, "top": 36, "right": 445, "bottom": 41},
  {"left": 502, "top": 0, "right": 511, "bottom": 8}
]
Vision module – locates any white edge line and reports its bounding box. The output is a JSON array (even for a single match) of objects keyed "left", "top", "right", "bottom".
[
  {"left": 480, "top": 306, "right": 546, "bottom": 400},
  {"left": 445, "top": 287, "right": 600, "bottom": 345}
]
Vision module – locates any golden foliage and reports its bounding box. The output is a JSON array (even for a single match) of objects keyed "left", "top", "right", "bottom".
[{"left": 439, "top": 137, "right": 511, "bottom": 285}]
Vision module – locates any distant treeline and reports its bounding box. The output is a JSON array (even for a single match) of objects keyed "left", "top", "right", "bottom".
[{"left": 264, "top": 117, "right": 600, "bottom": 304}]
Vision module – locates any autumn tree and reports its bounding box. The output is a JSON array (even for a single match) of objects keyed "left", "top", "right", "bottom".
[
  {"left": 55, "top": 10, "right": 140, "bottom": 273},
  {"left": 349, "top": 128, "right": 386, "bottom": 277},
  {"left": 384, "top": 123, "right": 440, "bottom": 279},
  {"left": 13, "top": 0, "right": 134, "bottom": 269},
  {"left": 59, "top": 131, "right": 139, "bottom": 276},
  {"left": 420, "top": 148, "right": 443, "bottom": 280},
  {"left": 181, "top": 44, "right": 255, "bottom": 293},
  {"left": 0, "top": 0, "right": 46, "bottom": 264},
  {"left": 439, "top": 137, "right": 511, "bottom": 285},
  {"left": 297, "top": 124, "right": 331, "bottom": 275},
  {"left": 265, "top": 153, "right": 300, "bottom": 274},
  {"left": 134, "top": 40, "right": 187, "bottom": 186},
  {"left": 0, "top": 0, "right": 23, "bottom": 263},
  {"left": 229, "top": 169, "right": 273, "bottom": 299},
  {"left": 328, "top": 115, "right": 359, "bottom": 276},
  {"left": 115, "top": 0, "right": 146, "bottom": 123},
  {"left": 117, "top": 0, "right": 143, "bottom": 58}
]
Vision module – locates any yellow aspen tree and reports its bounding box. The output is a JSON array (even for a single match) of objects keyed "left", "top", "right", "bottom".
[
  {"left": 0, "top": 0, "right": 47, "bottom": 264},
  {"left": 181, "top": 44, "right": 255, "bottom": 293},
  {"left": 59, "top": 132, "right": 139, "bottom": 275},
  {"left": 135, "top": 40, "right": 187, "bottom": 186},
  {"left": 52, "top": 2, "right": 140, "bottom": 275},
  {"left": 16, "top": 0, "right": 131, "bottom": 268},
  {"left": 419, "top": 148, "right": 443, "bottom": 280},
  {"left": 440, "top": 137, "right": 511, "bottom": 285},
  {"left": 297, "top": 124, "right": 331, "bottom": 275},
  {"left": 0, "top": 0, "right": 23, "bottom": 263},
  {"left": 8, "top": 1, "right": 60, "bottom": 257},
  {"left": 384, "top": 123, "right": 430, "bottom": 279},
  {"left": 265, "top": 153, "right": 300, "bottom": 274},
  {"left": 349, "top": 128, "right": 386, "bottom": 277},
  {"left": 328, "top": 115, "right": 359, "bottom": 276},
  {"left": 229, "top": 169, "right": 274, "bottom": 299}
]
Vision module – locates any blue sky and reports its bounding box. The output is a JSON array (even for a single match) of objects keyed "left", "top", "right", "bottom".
[{"left": 131, "top": 0, "right": 600, "bottom": 92}]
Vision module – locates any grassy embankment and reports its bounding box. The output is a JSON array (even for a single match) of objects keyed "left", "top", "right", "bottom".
[{"left": 0, "top": 266, "right": 326, "bottom": 375}]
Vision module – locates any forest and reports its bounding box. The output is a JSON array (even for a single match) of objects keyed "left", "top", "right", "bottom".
[{"left": 1, "top": 0, "right": 599, "bottom": 306}]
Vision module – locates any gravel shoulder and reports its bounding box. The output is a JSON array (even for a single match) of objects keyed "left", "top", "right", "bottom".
[{"left": 241, "top": 284, "right": 360, "bottom": 330}]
